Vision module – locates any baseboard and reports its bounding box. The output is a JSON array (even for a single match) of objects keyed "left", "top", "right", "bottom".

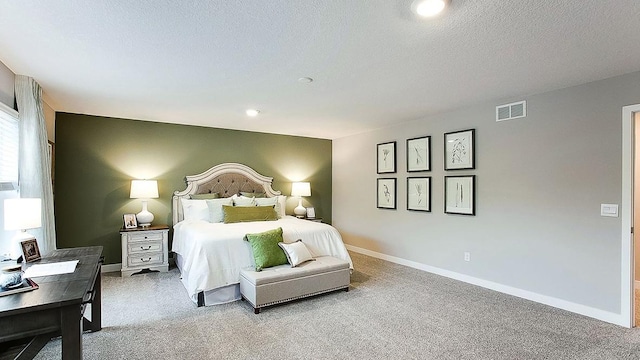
[
  {"left": 101, "top": 263, "right": 121, "bottom": 273},
  {"left": 345, "top": 244, "right": 625, "bottom": 326}
]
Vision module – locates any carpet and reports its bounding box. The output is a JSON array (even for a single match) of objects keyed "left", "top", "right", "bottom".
[{"left": 34, "top": 252, "right": 640, "bottom": 359}]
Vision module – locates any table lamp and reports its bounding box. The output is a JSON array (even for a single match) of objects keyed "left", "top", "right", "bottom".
[
  {"left": 130, "top": 180, "right": 159, "bottom": 227},
  {"left": 291, "top": 182, "right": 311, "bottom": 218},
  {"left": 4, "top": 198, "right": 42, "bottom": 260}
]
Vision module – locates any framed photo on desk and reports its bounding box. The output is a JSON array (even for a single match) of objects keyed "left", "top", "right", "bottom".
[{"left": 21, "top": 238, "right": 41, "bottom": 262}]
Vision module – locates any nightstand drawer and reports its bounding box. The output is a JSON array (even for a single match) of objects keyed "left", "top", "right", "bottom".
[
  {"left": 128, "top": 241, "right": 162, "bottom": 254},
  {"left": 128, "top": 232, "right": 164, "bottom": 242},
  {"left": 128, "top": 252, "right": 163, "bottom": 267}
]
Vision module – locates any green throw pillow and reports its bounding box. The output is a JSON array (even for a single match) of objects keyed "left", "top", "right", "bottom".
[
  {"left": 244, "top": 227, "right": 288, "bottom": 271},
  {"left": 223, "top": 205, "right": 277, "bottom": 223}
]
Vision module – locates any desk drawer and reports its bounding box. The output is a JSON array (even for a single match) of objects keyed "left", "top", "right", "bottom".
[
  {"left": 128, "top": 232, "right": 163, "bottom": 242},
  {"left": 128, "top": 253, "right": 163, "bottom": 267},
  {"left": 128, "top": 241, "right": 162, "bottom": 254}
]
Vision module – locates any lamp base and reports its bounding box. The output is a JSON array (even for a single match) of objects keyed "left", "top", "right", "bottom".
[
  {"left": 293, "top": 199, "right": 306, "bottom": 218},
  {"left": 136, "top": 200, "right": 154, "bottom": 227}
]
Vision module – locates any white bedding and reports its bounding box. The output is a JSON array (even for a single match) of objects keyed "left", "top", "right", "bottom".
[{"left": 172, "top": 216, "right": 353, "bottom": 303}]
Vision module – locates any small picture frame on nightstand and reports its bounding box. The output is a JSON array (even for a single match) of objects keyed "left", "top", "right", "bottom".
[
  {"left": 123, "top": 214, "right": 137, "bottom": 229},
  {"left": 306, "top": 207, "right": 316, "bottom": 219}
]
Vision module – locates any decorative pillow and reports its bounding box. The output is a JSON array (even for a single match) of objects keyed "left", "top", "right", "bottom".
[
  {"left": 190, "top": 193, "right": 220, "bottom": 199},
  {"left": 181, "top": 199, "right": 210, "bottom": 221},
  {"left": 223, "top": 205, "right": 277, "bottom": 224},
  {"left": 206, "top": 198, "right": 233, "bottom": 223},
  {"left": 232, "top": 195, "right": 256, "bottom": 207},
  {"left": 278, "top": 240, "right": 314, "bottom": 267},
  {"left": 240, "top": 191, "right": 266, "bottom": 198},
  {"left": 244, "top": 227, "right": 288, "bottom": 271}
]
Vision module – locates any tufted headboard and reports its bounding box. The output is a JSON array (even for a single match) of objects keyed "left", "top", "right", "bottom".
[{"left": 172, "top": 163, "right": 281, "bottom": 225}]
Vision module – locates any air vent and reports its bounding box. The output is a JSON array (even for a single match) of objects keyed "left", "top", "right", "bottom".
[
  {"left": 0, "top": 182, "right": 16, "bottom": 191},
  {"left": 496, "top": 101, "right": 526, "bottom": 122}
]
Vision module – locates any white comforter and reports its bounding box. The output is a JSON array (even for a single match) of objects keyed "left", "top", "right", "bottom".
[{"left": 172, "top": 216, "right": 353, "bottom": 300}]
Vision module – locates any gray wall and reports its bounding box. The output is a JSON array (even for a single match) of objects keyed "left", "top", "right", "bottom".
[
  {"left": 0, "top": 61, "right": 15, "bottom": 108},
  {"left": 333, "top": 71, "right": 640, "bottom": 315}
]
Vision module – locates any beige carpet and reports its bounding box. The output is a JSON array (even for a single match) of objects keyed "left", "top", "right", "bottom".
[{"left": 33, "top": 252, "right": 640, "bottom": 359}]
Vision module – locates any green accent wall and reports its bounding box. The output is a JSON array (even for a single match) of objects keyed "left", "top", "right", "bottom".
[{"left": 54, "top": 113, "right": 332, "bottom": 264}]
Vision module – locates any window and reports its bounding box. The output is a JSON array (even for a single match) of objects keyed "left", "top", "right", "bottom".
[{"left": 0, "top": 102, "right": 19, "bottom": 190}]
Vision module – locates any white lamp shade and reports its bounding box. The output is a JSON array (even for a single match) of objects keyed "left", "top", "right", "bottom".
[
  {"left": 4, "top": 198, "right": 42, "bottom": 230},
  {"left": 291, "top": 182, "right": 311, "bottom": 197},
  {"left": 130, "top": 180, "right": 159, "bottom": 199}
]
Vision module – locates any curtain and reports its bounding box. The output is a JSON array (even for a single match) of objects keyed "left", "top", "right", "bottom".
[{"left": 15, "top": 75, "right": 56, "bottom": 255}]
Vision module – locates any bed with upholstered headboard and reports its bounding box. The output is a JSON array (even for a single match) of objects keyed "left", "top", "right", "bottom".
[{"left": 171, "top": 163, "right": 353, "bottom": 306}]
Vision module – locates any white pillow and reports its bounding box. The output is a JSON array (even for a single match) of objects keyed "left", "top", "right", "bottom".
[
  {"left": 278, "top": 240, "right": 313, "bottom": 267},
  {"left": 255, "top": 196, "right": 286, "bottom": 218},
  {"left": 206, "top": 198, "right": 233, "bottom": 223},
  {"left": 181, "top": 198, "right": 210, "bottom": 221},
  {"left": 232, "top": 195, "right": 256, "bottom": 207}
]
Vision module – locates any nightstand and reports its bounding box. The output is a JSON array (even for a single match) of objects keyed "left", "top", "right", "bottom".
[
  {"left": 305, "top": 218, "right": 323, "bottom": 223},
  {"left": 120, "top": 225, "right": 169, "bottom": 276}
]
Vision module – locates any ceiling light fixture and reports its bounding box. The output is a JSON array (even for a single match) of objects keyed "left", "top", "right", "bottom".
[
  {"left": 246, "top": 109, "right": 260, "bottom": 117},
  {"left": 412, "top": 0, "right": 448, "bottom": 17},
  {"left": 298, "top": 77, "right": 313, "bottom": 83}
]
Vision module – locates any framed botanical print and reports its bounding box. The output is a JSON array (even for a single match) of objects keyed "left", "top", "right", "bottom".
[
  {"left": 377, "top": 178, "right": 396, "bottom": 209},
  {"left": 444, "top": 129, "right": 475, "bottom": 170},
  {"left": 444, "top": 175, "right": 475, "bottom": 215},
  {"left": 407, "top": 177, "right": 431, "bottom": 212},
  {"left": 377, "top": 141, "right": 396, "bottom": 174},
  {"left": 406, "top": 136, "right": 431, "bottom": 172}
]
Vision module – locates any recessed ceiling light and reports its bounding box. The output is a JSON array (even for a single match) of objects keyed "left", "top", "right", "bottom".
[
  {"left": 412, "top": 0, "right": 448, "bottom": 17},
  {"left": 246, "top": 109, "right": 260, "bottom": 117},
  {"left": 298, "top": 77, "right": 314, "bottom": 83}
]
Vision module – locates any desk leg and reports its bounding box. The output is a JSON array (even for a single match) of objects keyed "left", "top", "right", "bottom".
[
  {"left": 91, "top": 270, "right": 102, "bottom": 331},
  {"left": 61, "top": 305, "right": 83, "bottom": 360}
]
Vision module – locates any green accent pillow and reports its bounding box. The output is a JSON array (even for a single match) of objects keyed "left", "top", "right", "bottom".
[
  {"left": 223, "top": 205, "right": 277, "bottom": 224},
  {"left": 190, "top": 193, "right": 220, "bottom": 199},
  {"left": 244, "top": 227, "right": 288, "bottom": 271}
]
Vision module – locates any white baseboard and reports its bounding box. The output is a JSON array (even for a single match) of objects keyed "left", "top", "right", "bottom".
[
  {"left": 101, "top": 263, "right": 121, "bottom": 273},
  {"left": 345, "top": 244, "right": 625, "bottom": 326}
]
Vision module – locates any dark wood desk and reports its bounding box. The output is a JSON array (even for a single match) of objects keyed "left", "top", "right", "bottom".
[{"left": 0, "top": 246, "right": 103, "bottom": 360}]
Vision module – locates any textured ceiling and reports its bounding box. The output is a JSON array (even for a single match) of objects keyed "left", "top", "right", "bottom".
[{"left": 1, "top": 1, "right": 639, "bottom": 139}]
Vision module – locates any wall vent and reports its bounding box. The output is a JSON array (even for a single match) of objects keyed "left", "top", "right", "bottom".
[{"left": 496, "top": 100, "right": 526, "bottom": 122}]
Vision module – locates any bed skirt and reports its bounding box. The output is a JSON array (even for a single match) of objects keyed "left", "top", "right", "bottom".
[{"left": 176, "top": 253, "right": 242, "bottom": 306}]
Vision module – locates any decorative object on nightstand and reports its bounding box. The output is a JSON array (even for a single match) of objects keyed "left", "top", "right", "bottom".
[
  {"left": 130, "top": 179, "right": 159, "bottom": 227},
  {"left": 291, "top": 182, "right": 311, "bottom": 218},
  {"left": 3, "top": 198, "right": 42, "bottom": 261},
  {"left": 120, "top": 224, "right": 169, "bottom": 276},
  {"left": 306, "top": 206, "right": 316, "bottom": 219}
]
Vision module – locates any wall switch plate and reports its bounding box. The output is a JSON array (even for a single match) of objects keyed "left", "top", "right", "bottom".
[
  {"left": 600, "top": 204, "right": 619, "bottom": 217},
  {"left": 464, "top": 252, "right": 470, "bottom": 262}
]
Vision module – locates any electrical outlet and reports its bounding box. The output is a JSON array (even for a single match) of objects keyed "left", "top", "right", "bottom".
[{"left": 464, "top": 252, "right": 470, "bottom": 262}]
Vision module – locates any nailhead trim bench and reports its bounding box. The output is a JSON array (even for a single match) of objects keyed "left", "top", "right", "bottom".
[{"left": 239, "top": 256, "right": 350, "bottom": 314}]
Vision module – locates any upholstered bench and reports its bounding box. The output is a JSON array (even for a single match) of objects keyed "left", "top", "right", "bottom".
[{"left": 239, "top": 256, "right": 350, "bottom": 314}]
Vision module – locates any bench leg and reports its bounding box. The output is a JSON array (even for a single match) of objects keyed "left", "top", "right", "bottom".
[
  {"left": 254, "top": 307, "right": 260, "bottom": 314},
  {"left": 345, "top": 286, "right": 349, "bottom": 292}
]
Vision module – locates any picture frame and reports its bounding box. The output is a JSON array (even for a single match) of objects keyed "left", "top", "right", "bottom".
[
  {"left": 377, "top": 141, "right": 396, "bottom": 174},
  {"left": 444, "top": 129, "right": 475, "bottom": 170},
  {"left": 407, "top": 177, "right": 431, "bottom": 212},
  {"left": 306, "top": 207, "right": 316, "bottom": 219},
  {"left": 21, "top": 238, "right": 41, "bottom": 263},
  {"left": 123, "top": 213, "right": 138, "bottom": 229},
  {"left": 377, "top": 178, "right": 397, "bottom": 209},
  {"left": 406, "top": 136, "right": 431, "bottom": 172},
  {"left": 444, "top": 175, "right": 476, "bottom": 215}
]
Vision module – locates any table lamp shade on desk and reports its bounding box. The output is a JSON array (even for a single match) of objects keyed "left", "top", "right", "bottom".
[{"left": 4, "top": 198, "right": 42, "bottom": 259}]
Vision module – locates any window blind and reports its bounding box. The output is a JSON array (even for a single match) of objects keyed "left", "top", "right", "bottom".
[{"left": 0, "top": 103, "right": 19, "bottom": 187}]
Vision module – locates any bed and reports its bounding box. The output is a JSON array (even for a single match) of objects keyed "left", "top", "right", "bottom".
[{"left": 171, "top": 163, "right": 353, "bottom": 306}]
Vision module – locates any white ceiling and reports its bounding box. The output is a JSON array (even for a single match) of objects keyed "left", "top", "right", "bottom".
[{"left": 1, "top": 1, "right": 639, "bottom": 139}]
